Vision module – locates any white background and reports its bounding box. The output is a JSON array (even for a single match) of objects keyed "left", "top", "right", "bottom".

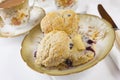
[{"left": 0, "top": 0, "right": 120, "bottom": 80}]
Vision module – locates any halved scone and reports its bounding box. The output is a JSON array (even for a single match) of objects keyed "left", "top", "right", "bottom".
[{"left": 21, "top": 14, "right": 115, "bottom": 75}]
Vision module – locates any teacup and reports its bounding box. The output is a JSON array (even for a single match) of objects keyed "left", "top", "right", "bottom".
[
  {"left": 0, "top": 0, "right": 45, "bottom": 37},
  {"left": 0, "top": 0, "right": 30, "bottom": 26}
]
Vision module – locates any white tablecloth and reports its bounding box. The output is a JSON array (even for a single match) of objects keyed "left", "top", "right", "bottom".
[{"left": 0, "top": 0, "right": 120, "bottom": 80}]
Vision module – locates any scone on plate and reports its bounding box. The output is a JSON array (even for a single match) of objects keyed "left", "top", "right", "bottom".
[
  {"left": 35, "top": 30, "right": 72, "bottom": 67},
  {"left": 36, "top": 10, "right": 96, "bottom": 70},
  {"left": 35, "top": 30, "right": 95, "bottom": 70},
  {"left": 41, "top": 10, "right": 79, "bottom": 35},
  {"left": 21, "top": 14, "right": 115, "bottom": 75}
]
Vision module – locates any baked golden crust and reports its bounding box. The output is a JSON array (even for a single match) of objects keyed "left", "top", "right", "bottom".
[
  {"left": 35, "top": 30, "right": 72, "bottom": 67},
  {"left": 71, "top": 51, "right": 94, "bottom": 66},
  {"left": 41, "top": 10, "right": 79, "bottom": 34},
  {"left": 41, "top": 12, "right": 64, "bottom": 33}
]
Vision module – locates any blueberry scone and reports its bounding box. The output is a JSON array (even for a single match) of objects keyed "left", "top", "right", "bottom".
[
  {"left": 41, "top": 10, "right": 79, "bottom": 35},
  {"left": 35, "top": 20, "right": 95, "bottom": 70},
  {"left": 21, "top": 11, "right": 115, "bottom": 75},
  {"left": 35, "top": 30, "right": 72, "bottom": 68}
]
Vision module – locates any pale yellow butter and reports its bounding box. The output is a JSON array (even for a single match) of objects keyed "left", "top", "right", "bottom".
[{"left": 72, "top": 34, "right": 85, "bottom": 51}]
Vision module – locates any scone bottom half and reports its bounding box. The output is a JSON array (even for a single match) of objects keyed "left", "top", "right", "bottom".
[{"left": 21, "top": 12, "right": 115, "bottom": 75}]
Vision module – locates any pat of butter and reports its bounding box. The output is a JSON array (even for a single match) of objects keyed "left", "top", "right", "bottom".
[{"left": 72, "top": 34, "right": 85, "bottom": 51}]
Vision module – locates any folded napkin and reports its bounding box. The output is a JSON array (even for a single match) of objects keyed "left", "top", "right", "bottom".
[
  {"left": 110, "top": 43, "right": 120, "bottom": 70},
  {"left": 85, "top": 1, "right": 120, "bottom": 70}
]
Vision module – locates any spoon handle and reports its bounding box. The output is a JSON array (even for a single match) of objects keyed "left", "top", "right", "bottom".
[{"left": 115, "top": 30, "right": 120, "bottom": 47}]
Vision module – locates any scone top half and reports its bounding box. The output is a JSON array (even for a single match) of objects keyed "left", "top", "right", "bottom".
[{"left": 41, "top": 10, "right": 80, "bottom": 35}]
